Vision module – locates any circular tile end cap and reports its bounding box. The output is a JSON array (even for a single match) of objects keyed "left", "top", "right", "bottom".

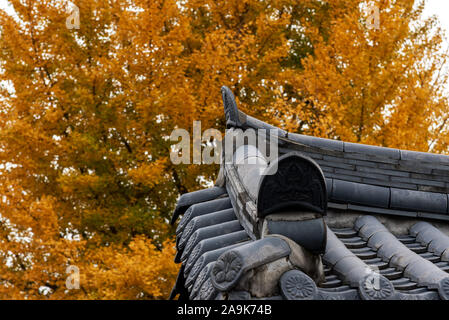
[
  {"left": 358, "top": 274, "right": 396, "bottom": 300},
  {"left": 280, "top": 269, "right": 318, "bottom": 300},
  {"left": 210, "top": 250, "right": 244, "bottom": 292}
]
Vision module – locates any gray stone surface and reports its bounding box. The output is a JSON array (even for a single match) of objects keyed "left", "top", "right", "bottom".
[
  {"left": 288, "top": 133, "right": 344, "bottom": 151},
  {"left": 185, "top": 242, "right": 247, "bottom": 288},
  {"left": 279, "top": 269, "right": 318, "bottom": 300},
  {"left": 176, "top": 197, "right": 232, "bottom": 236},
  {"left": 227, "top": 291, "right": 252, "bottom": 300},
  {"left": 390, "top": 188, "right": 447, "bottom": 214},
  {"left": 317, "top": 289, "right": 360, "bottom": 300},
  {"left": 170, "top": 187, "right": 227, "bottom": 225},
  {"left": 332, "top": 180, "right": 390, "bottom": 208},
  {"left": 210, "top": 237, "right": 291, "bottom": 292},
  {"left": 324, "top": 228, "right": 376, "bottom": 287},
  {"left": 344, "top": 142, "right": 400, "bottom": 159},
  {"left": 400, "top": 149, "right": 449, "bottom": 164},
  {"left": 170, "top": 89, "right": 449, "bottom": 300},
  {"left": 356, "top": 215, "right": 448, "bottom": 290},
  {"left": 358, "top": 274, "right": 396, "bottom": 300},
  {"left": 248, "top": 257, "right": 291, "bottom": 298},
  {"left": 266, "top": 234, "right": 325, "bottom": 284},
  {"left": 438, "top": 277, "right": 449, "bottom": 300},
  {"left": 179, "top": 220, "right": 243, "bottom": 255},
  {"left": 266, "top": 218, "right": 326, "bottom": 254},
  {"left": 183, "top": 230, "right": 249, "bottom": 271},
  {"left": 257, "top": 152, "right": 327, "bottom": 217},
  {"left": 190, "top": 262, "right": 214, "bottom": 300},
  {"left": 221, "top": 86, "right": 241, "bottom": 128},
  {"left": 410, "top": 222, "right": 449, "bottom": 257},
  {"left": 178, "top": 208, "right": 236, "bottom": 250},
  {"left": 245, "top": 115, "right": 288, "bottom": 138}
]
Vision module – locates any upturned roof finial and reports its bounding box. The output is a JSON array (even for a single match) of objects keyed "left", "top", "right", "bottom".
[{"left": 221, "top": 86, "right": 242, "bottom": 128}]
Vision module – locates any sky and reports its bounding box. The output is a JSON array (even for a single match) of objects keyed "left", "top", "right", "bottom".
[
  {"left": 0, "top": 0, "right": 12, "bottom": 16},
  {"left": 423, "top": 0, "right": 449, "bottom": 40}
]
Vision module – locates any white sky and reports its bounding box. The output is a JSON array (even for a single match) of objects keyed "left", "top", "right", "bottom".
[
  {"left": 423, "top": 0, "right": 449, "bottom": 38},
  {"left": 0, "top": 0, "right": 13, "bottom": 16}
]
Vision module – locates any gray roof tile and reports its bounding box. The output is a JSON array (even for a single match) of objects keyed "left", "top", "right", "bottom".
[{"left": 170, "top": 88, "right": 449, "bottom": 300}]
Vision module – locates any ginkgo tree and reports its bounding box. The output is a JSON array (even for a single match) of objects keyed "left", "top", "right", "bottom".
[
  {"left": 0, "top": 0, "right": 448, "bottom": 299},
  {"left": 275, "top": 0, "right": 449, "bottom": 152}
]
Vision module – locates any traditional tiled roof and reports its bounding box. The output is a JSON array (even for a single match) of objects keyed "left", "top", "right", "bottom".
[{"left": 169, "top": 86, "right": 449, "bottom": 300}]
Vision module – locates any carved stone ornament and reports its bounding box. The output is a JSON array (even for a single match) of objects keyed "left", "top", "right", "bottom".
[
  {"left": 176, "top": 206, "right": 193, "bottom": 235},
  {"left": 358, "top": 274, "right": 395, "bottom": 300},
  {"left": 189, "top": 256, "right": 205, "bottom": 281},
  {"left": 257, "top": 152, "right": 327, "bottom": 217},
  {"left": 185, "top": 255, "right": 205, "bottom": 287},
  {"left": 199, "top": 278, "right": 217, "bottom": 300},
  {"left": 221, "top": 86, "right": 241, "bottom": 128},
  {"left": 187, "top": 243, "right": 202, "bottom": 268},
  {"left": 210, "top": 250, "right": 244, "bottom": 292},
  {"left": 279, "top": 269, "right": 318, "bottom": 300},
  {"left": 181, "top": 231, "right": 198, "bottom": 261},
  {"left": 191, "top": 263, "right": 213, "bottom": 299},
  {"left": 179, "top": 219, "right": 195, "bottom": 249}
]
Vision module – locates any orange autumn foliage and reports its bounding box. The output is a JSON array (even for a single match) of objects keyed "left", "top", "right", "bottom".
[
  {"left": 273, "top": 0, "right": 449, "bottom": 153},
  {"left": 79, "top": 237, "right": 178, "bottom": 300},
  {"left": 0, "top": 0, "right": 448, "bottom": 299}
]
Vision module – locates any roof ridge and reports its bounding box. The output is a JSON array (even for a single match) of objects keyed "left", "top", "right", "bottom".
[
  {"left": 220, "top": 85, "right": 449, "bottom": 164},
  {"left": 221, "top": 86, "right": 449, "bottom": 196}
]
